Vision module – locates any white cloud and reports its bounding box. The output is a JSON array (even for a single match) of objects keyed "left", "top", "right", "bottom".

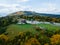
[
  {"left": 27, "top": 3, "right": 58, "bottom": 14},
  {"left": 17, "top": 0, "right": 29, "bottom": 2},
  {"left": 0, "top": 2, "right": 58, "bottom": 14},
  {"left": 0, "top": 3, "right": 31, "bottom": 15},
  {"left": 37, "top": 3, "right": 56, "bottom": 12},
  {"left": 0, "top": 0, "right": 29, "bottom": 13},
  {"left": 0, "top": 0, "right": 29, "bottom": 4}
]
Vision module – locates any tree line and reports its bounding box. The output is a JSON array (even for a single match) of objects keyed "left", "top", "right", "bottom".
[
  {"left": 18, "top": 15, "right": 60, "bottom": 23},
  {"left": 0, "top": 15, "right": 60, "bottom": 28}
]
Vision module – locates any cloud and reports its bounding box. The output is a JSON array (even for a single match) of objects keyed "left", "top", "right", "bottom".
[
  {"left": 0, "top": 2, "right": 58, "bottom": 16},
  {"left": 17, "top": 0, "right": 29, "bottom": 2},
  {"left": 27, "top": 3, "right": 58, "bottom": 13},
  {"left": 37, "top": 3, "right": 56, "bottom": 12},
  {"left": 0, "top": 0, "right": 29, "bottom": 5},
  {"left": 0, "top": 3, "right": 31, "bottom": 16},
  {"left": 0, "top": 0, "right": 30, "bottom": 15}
]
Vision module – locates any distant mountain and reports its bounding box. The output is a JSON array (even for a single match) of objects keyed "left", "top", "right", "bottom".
[
  {"left": 8, "top": 11, "right": 60, "bottom": 18},
  {"left": 38, "top": 13, "right": 60, "bottom": 18}
]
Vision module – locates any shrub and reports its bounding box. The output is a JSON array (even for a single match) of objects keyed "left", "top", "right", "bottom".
[
  {"left": 0, "top": 34, "right": 9, "bottom": 41},
  {"left": 24, "top": 38, "right": 41, "bottom": 45},
  {"left": 44, "top": 43, "right": 49, "bottom": 45},
  {"left": 55, "top": 29, "right": 60, "bottom": 34},
  {"left": 50, "top": 34, "right": 60, "bottom": 45},
  {"left": 37, "top": 35, "right": 50, "bottom": 45},
  {"left": 35, "top": 26, "right": 43, "bottom": 31},
  {"left": 44, "top": 30, "right": 55, "bottom": 37}
]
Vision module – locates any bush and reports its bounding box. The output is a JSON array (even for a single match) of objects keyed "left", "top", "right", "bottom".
[
  {"left": 36, "top": 34, "right": 50, "bottom": 45},
  {"left": 24, "top": 38, "right": 41, "bottom": 45},
  {"left": 35, "top": 26, "right": 43, "bottom": 32},
  {"left": 44, "top": 30, "right": 55, "bottom": 37},
  {"left": 0, "top": 27, "right": 7, "bottom": 34},
  {"left": 55, "top": 29, "right": 60, "bottom": 34},
  {"left": 0, "top": 34, "right": 9, "bottom": 41},
  {"left": 50, "top": 34, "right": 60, "bottom": 45}
]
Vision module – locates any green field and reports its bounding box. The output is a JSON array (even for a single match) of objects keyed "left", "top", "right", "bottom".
[{"left": 5, "top": 24, "right": 60, "bottom": 39}]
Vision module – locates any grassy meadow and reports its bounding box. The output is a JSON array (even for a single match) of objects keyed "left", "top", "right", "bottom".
[{"left": 5, "top": 24, "right": 60, "bottom": 39}]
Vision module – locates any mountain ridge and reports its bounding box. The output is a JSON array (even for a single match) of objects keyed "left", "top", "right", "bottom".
[{"left": 8, "top": 11, "right": 60, "bottom": 18}]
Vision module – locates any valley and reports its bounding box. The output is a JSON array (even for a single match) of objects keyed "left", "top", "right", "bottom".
[{"left": 0, "top": 11, "right": 60, "bottom": 45}]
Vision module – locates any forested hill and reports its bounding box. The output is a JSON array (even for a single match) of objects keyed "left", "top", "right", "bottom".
[{"left": 8, "top": 11, "right": 60, "bottom": 18}]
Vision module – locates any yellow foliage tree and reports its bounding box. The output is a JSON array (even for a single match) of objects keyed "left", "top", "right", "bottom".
[
  {"left": 44, "top": 43, "right": 49, "bottom": 45},
  {"left": 18, "top": 32, "right": 24, "bottom": 37},
  {"left": 50, "top": 34, "right": 60, "bottom": 45},
  {"left": 24, "top": 38, "right": 41, "bottom": 45},
  {"left": 0, "top": 34, "right": 9, "bottom": 41}
]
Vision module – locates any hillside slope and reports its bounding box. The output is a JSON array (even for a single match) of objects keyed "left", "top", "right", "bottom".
[{"left": 8, "top": 11, "right": 60, "bottom": 18}]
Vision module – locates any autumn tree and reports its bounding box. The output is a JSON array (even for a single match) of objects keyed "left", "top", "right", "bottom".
[{"left": 50, "top": 34, "right": 60, "bottom": 45}]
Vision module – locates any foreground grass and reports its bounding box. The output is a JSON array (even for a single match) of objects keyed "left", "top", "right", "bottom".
[
  {"left": 5, "top": 24, "right": 36, "bottom": 39},
  {"left": 5, "top": 24, "right": 60, "bottom": 39}
]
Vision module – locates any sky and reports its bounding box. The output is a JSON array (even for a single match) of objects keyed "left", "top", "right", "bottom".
[{"left": 0, "top": 0, "right": 60, "bottom": 16}]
